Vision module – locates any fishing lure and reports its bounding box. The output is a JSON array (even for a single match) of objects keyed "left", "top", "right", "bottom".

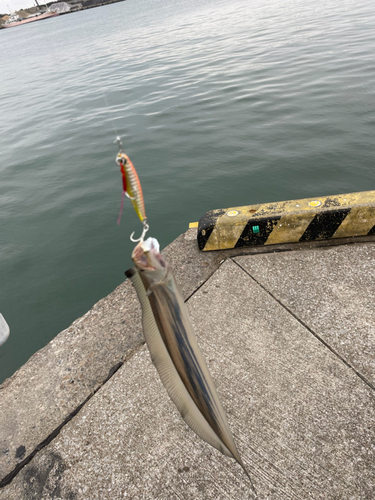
[
  {"left": 126, "top": 238, "right": 256, "bottom": 493},
  {"left": 115, "top": 137, "right": 147, "bottom": 240}
]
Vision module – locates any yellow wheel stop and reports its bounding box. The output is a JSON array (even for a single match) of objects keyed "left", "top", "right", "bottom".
[{"left": 197, "top": 191, "right": 375, "bottom": 251}]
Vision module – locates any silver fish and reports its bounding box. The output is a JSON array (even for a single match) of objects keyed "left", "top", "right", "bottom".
[{"left": 125, "top": 237, "right": 255, "bottom": 491}]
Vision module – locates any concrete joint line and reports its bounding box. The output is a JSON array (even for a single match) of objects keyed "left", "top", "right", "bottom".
[
  {"left": 0, "top": 342, "right": 145, "bottom": 489},
  {"left": 184, "top": 259, "right": 227, "bottom": 303},
  {"left": 231, "top": 258, "right": 375, "bottom": 394}
]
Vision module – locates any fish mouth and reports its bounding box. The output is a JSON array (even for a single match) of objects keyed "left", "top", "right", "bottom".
[{"left": 132, "top": 237, "right": 166, "bottom": 273}]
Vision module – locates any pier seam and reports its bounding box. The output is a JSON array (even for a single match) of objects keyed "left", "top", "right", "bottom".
[
  {"left": 232, "top": 258, "right": 375, "bottom": 394},
  {"left": 184, "top": 259, "right": 227, "bottom": 303}
]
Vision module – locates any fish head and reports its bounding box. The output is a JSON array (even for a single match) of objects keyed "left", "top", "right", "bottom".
[{"left": 132, "top": 237, "right": 167, "bottom": 282}]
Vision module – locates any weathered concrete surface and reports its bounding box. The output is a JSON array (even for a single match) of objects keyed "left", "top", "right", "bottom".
[
  {"left": 0, "top": 228, "right": 231, "bottom": 485},
  {"left": 0, "top": 271, "right": 143, "bottom": 487},
  {"left": 1, "top": 258, "right": 374, "bottom": 499},
  {"left": 235, "top": 243, "right": 375, "bottom": 388}
]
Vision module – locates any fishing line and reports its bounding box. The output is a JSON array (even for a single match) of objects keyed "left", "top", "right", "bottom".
[
  {"left": 103, "top": 91, "right": 120, "bottom": 138},
  {"left": 101, "top": 90, "right": 148, "bottom": 237},
  {"left": 100, "top": 71, "right": 149, "bottom": 243}
]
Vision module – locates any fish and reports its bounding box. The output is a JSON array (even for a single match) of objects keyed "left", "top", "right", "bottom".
[
  {"left": 125, "top": 237, "right": 256, "bottom": 492},
  {"left": 116, "top": 151, "right": 146, "bottom": 225}
]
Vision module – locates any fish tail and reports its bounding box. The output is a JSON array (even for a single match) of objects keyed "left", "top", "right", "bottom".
[{"left": 236, "top": 457, "right": 257, "bottom": 496}]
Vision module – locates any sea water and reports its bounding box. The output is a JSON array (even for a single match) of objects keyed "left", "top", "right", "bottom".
[{"left": 1, "top": 0, "right": 375, "bottom": 383}]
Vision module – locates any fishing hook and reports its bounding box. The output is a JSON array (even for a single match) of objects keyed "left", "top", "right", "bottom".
[{"left": 130, "top": 220, "right": 149, "bottom": 242}]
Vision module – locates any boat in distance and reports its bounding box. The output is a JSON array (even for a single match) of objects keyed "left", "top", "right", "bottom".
[{"left": 3, "top": 10, "right": 59, "bottom": 28}]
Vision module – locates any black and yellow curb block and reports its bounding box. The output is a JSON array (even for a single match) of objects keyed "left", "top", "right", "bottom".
[{"left": 197, "top": 191, "right": 375, "bottom": 251}]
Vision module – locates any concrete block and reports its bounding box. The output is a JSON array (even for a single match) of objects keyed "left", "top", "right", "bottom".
[
  {"left": 234, "top": 242, "right": 375, "bottom": 388},
  {"left": 1, "top": 260, "right": 374, "bottom": 499}
]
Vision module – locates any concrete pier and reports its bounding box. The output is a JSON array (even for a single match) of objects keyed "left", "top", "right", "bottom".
[{"left": 1, "top": 229, "right": 374, "bottom": 499}]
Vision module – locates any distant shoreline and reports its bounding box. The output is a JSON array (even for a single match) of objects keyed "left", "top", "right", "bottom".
[
  {"left": 0, "top": 0, "right": 126, "bottom": 28},
  {"left": 59, "top": 0, "right": 127, "bottom": 15}
]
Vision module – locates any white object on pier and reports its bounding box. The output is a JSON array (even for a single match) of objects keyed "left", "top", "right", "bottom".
[{"left": 0, "top": 314, "right": 10, "bottom": 346}]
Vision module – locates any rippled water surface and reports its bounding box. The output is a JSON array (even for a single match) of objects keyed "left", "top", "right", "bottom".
[{"left": 1, "top": 0, "right": 375, "bottom": 382}]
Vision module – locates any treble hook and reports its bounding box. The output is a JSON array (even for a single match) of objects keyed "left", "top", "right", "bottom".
[{"left": 130, "top": 220, "right": 149, "bottom": 243}]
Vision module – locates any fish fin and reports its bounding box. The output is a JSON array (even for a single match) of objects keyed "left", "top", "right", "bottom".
[{"left": 127, "top": 268, "right": 234, "bottom": 457}]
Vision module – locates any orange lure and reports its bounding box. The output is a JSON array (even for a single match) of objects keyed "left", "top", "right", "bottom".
[{"left": 116, "top": 151, "right": 146, "bottom": 225}]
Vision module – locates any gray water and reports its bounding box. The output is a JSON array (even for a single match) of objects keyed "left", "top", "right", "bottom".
[{"left": 1, "top": 0, "right": 374, "bottom": 383}]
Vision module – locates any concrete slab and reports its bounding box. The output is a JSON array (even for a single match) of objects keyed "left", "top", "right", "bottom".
[
  {"left": 2, "top": 259, "right": 374, "bottom": 499},
  {"left": 0, "top": 228, "right": 230, "bottom": 486},
  {"left": 234, "top": 242, "right": 375, "bottom": 388}
]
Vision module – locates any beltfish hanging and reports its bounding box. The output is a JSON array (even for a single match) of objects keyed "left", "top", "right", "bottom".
[{"left": 125, "top": 237, "right": 256, "bottom": 492}]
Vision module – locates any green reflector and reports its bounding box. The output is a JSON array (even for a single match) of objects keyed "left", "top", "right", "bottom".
[{"left": 252, "top": 226, "right": 260, "bottom": 234}]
